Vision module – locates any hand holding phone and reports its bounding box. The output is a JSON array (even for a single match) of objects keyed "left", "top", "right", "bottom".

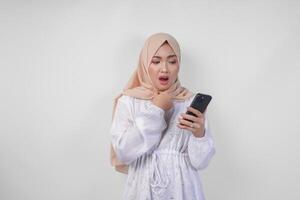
[{"left": 185, "top": 93, "right": 212, "bottom": 122}]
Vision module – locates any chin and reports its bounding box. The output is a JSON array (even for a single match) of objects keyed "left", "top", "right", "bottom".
[{"left": 158, "top": 85, "right": 170, "bottom": 91}]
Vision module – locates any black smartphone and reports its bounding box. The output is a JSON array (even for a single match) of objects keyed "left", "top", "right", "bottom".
[{"left": 185, "top": 93, "right": 212, "bottom": 122}]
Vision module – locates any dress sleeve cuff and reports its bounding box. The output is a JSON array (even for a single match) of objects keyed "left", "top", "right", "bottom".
[{"left": 190, "top": 128, "right": 210, "bottom": 141}]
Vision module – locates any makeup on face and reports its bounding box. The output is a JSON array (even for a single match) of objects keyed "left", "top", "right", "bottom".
[
  {"left": 158, "top": 74, "right": 169, "bottom": 85},
  {"left": 148, "top": 42, "right": 179, "bottom": 90},
  {"left": 154, "top": 57, "right": 178, "bottom": 87}
]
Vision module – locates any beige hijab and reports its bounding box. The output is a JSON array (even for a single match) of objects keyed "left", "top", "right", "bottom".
[{"left": 110, "top": 32, "right": 194, "bottom": 174}]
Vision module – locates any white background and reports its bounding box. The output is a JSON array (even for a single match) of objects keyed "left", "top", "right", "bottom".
[{"left": 1, "top": 0, "right": 299, "bottom": 199}]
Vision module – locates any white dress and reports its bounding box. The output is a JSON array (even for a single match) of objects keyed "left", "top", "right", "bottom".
[{"left": 110, "top": 93, "right": 216, "bottom": 200}]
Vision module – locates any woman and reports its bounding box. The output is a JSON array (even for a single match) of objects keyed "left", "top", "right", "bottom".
[{"left": 110, "top": 32, "right": 216, "bottom": 200}]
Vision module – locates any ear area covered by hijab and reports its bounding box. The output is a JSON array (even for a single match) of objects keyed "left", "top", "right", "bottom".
[{"left": 110, "top": 32, "right": 194, "bottom": 174}]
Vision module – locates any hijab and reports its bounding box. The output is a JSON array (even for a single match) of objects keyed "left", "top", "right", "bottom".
[{"left": 110, "top": 32, "right": 194, "bottom": 174}]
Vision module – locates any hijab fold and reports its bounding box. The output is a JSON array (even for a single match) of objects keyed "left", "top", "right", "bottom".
[{"left": 110, "top": 32, "right": 194, "bottom": 174}]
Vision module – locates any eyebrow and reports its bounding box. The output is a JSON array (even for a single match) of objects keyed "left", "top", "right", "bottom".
[{"left": 152, "top": 55, "right": 177, "bottom": 59}]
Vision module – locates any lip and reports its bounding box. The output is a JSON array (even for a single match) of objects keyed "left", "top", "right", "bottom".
[{"left": 158, "top": 75, "right": 169, "bottom": 85}]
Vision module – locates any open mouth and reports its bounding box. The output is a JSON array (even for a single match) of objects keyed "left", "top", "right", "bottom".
[{"left": 158, "top": 76, "right": 169, "bottom": 85}]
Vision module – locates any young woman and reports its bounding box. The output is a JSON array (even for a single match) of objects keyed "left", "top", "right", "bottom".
[{"left": 110, "top": 32, "right": 216, "bottom": 200}]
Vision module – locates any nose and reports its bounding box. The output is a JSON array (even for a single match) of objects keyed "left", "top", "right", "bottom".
[{"left": 161, "top": 61, "right": 168, "bottom": 72}]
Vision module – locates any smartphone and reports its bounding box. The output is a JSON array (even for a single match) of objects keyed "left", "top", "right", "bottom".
[{"left": 185, "top": 93, "right": 212, "bottom": 122}]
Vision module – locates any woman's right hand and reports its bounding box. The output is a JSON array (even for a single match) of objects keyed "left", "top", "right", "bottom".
[{"left": 151, "top": 91, "right": 173, "bottom": 111}]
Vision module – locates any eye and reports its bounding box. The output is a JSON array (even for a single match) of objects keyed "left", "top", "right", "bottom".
[
  {"left": 151, "top": 60, "right": 160, "bottom": 64},
  {"left": 169, "top": 60, "right": 177, "bottom": 64}
]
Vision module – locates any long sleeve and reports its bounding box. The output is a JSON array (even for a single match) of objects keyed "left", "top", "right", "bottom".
[
  {"left": 187, "top": 116, "right": 216, "bottom": 170},
  {"left": 110, "top": 96, "right": 167, "bottom": 165}
]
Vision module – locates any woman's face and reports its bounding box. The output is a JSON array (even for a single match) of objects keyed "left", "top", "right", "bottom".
[{"left": 148, "top": 42, "right": 179, "bottom": 92}]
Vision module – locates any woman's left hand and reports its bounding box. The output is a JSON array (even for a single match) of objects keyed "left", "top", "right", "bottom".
[{"left": 177, "top": 107, "right": 206, "bottom": 138}]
